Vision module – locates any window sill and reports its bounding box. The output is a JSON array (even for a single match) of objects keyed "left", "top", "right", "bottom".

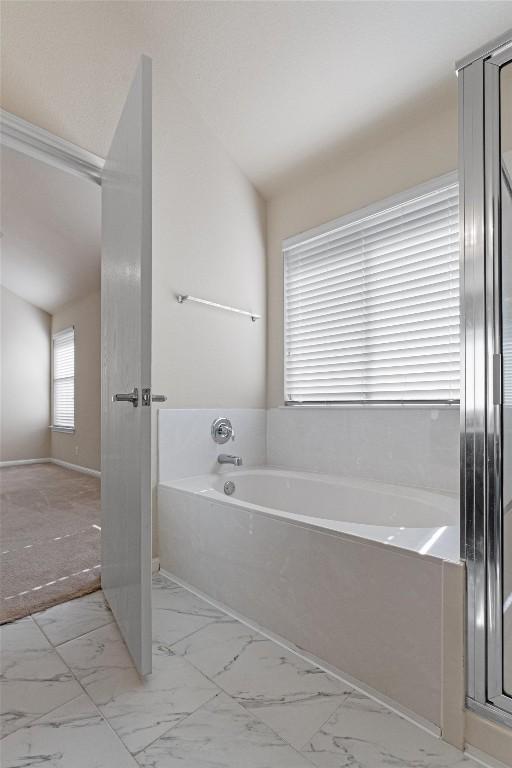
[
  {"left": 281, "top": 402, "right": 460, "bottom": 410},
  {"left": 49, "top": 426, "right": 75, "bottom": 433}
]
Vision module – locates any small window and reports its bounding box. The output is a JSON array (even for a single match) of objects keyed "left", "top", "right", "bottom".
[
  {"left": 283, "top": 174, "right": 460, "bottom": 404},
  {"left": 52, "top": 327, "right": 75, "bottom": 430}
]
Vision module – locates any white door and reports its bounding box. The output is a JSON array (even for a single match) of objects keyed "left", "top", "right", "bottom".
[{"left": 101, "top": 56, "right": 153, "bottom": 675}]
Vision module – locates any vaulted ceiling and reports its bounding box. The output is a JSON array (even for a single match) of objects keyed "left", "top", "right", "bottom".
[
  {"left": 1, "top": 147, "right": 101, "bottom": 314},
  {"left": 1, "top": 1, "right": 511, "bottom": 197}
]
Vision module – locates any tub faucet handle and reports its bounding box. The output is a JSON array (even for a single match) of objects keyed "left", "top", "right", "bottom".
[{"left": 211, "top": 417, "right": 234, "bottom": 444}]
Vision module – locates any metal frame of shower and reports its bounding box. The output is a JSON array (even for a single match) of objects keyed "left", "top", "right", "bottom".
[{"left": 458, "top": 29, "right": 512, "bottom": 727}]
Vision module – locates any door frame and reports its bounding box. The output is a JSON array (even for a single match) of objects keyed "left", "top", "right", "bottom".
[
  {"left": 0, "top": 108, "right": 104, "bottom": 183},
  {"left": 458, "top": 30, "right": 512, "bottom": 728},
  {"left": 0, "top": 107, "right": 105, "bottom": 480}
]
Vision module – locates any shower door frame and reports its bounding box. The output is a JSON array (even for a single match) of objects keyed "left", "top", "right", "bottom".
[{"left": 459, "top": 30, "right": 512, "bottom": 727}]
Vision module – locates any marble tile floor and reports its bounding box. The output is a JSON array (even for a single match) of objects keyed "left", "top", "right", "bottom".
[{"left": 1, "top": 572, "right": 484, "bottom": 768}]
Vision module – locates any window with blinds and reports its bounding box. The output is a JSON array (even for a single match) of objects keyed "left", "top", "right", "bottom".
[
  {"left": 52, "top": 327, "right": 75, "bottom": 429},
  {"left": 284, "top": 174, "right": 460, "bottom": 404}
]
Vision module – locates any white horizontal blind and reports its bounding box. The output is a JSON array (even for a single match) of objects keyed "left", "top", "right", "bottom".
[
  {"left": 284, "top": 178, "right": 460, "bottom": 403},
  {"left": 53, "top": 327, "right": 75, "bottom": 428}
]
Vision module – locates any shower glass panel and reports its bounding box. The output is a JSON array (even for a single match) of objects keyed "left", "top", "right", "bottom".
[{"left": 502, "top": 61, "right": 512, "bottom": 698}]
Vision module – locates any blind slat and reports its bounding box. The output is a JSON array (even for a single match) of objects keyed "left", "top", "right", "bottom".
[
  {"left": 284, "top": 180, "right": 460, "bottom": 403},
  {"left": 286, "top": 228, "right": 459, "bottom": 285}
]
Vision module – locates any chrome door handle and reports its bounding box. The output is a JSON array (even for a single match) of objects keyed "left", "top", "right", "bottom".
[{"left": 113, "top": 387, "right": 139, "bottom": 407}]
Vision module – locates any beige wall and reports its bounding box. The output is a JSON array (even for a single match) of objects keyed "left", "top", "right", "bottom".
[
  {"left": 150, "top": 73, "right": 267, "bottom": 552},
  {"left": 151, "top": 78, "right": 266, "bottom": 410},
  {"left": 51, "top": 290, "right": 100, "bottom": 472},
  {"left": 0, "top": 0, "right": 265, "bottom": 555},
  {"left": 0, "top": 285, "right": 51, "bottom": 461},
  {"left": 0, "top": 1, "right": 268, "bottom": 415},
  {"left": 266, "top": 103, "right": 458, "bottom": 407}
]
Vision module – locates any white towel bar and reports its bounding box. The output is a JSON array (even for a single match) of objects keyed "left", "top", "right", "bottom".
[{"left": 176, "top": 294, "right": 261, "bottom": 322}]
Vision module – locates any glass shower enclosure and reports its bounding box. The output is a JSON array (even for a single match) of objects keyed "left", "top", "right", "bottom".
[{"left": 459, "top": 30, "right": 512, "bottom": 726}]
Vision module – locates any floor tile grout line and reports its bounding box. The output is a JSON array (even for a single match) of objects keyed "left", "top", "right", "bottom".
[
  {"left": 127, "top": 657, "right": 319, "bottom": 767},
  {"left": 34, "top": 613, "right": 114, "bottom": 649},
  {"left": 166, "top": 623, "right": 426, "bottom": 761},
  {"left": 166, "top": 626, "right": 269, "bottom": 702},
  {"left": 172, "top": 652, "right": 349, "bottom": 764},
  {"left": 131, "top": 690, "right": 224, "bottom": 758},
  {"left": 37, "top": 619, "right": 140, "bottom": 764},
  {"left": 151, "top": 605, "right": 338, "bottom": 764},
  {"left": 29, "top": 602, "right": 110, "bottom": 647},
  {"left": 38, "top": 598, "right": 225, "bottom": 760},
  {"left": 154, "top": 587, "right": 474, "bottom": 767},
  {"left": 4, "top": 576, "right": 471, "bottom": 764},
  {"left": 236, "top": 692, "right": 328, "bottom": 766},
  {"left": 140, "top": 588, "right": 327, "bottom": 761},
  {"left": 295, "top": 688, "right": 355, "bottom": 753},
  {"left": 1, "top": 617, "right": 87, "bottom": 741},
  {"left": 155, "top": 575, "right": 365, "bottom": 750},
  {"left": 18, "top": 615, "right": 131, "bottom": 755},
  {"left": 58, "top": 625, "right": 232, "bottom": 759},
  {"left": 158, "top": 575, "right": 489, "bottom": 764},
  {"left": 0, "top": 693, "right": 86, "bottom": 743},
  {"left": 160, "top": 569, "right": 445, "bottom": 739},
  {"left": 76, "top": 692, "right": 141, "bottom": 765},
  {"left": 162, "top": 613, "right": 254, "bottom": 657},
  {"left": 24, "top": 613, "right": 55, "bottom": 649},
  {"left": 133, "top": 684, "right": 319, "bottom": 766}
]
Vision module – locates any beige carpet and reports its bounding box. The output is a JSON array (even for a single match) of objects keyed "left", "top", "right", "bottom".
[{"left": 0, "top": 462, "right": 101, "bottom": 623}]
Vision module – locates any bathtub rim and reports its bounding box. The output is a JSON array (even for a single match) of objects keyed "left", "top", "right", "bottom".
[
  {"left": 162, "top": 464, "right": 459, "bottom": 500},
  {"left": 158, "top": 467, "right": 461, "bottom": 564}
]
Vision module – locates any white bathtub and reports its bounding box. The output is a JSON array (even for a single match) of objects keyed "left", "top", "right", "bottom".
[
  {"left": 166, "top": 467, "right": 459, "bottom": 560},
  {"left": 158, "top": 466, "right": 463, "bottom": 727}
]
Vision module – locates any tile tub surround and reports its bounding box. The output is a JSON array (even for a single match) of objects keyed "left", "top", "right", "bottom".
[
  {"left": 158, "top": 408, "right": 266, "bottom": 482},
  {"left": 0, "top": 573, "right": 482, "bottom": 768},
  {"left": 158, "top": 481, "right": 465, "bottom": 729},
  {"left": 157, "top": 406, "right": 460, "bottom": 494},
  {"left": 267, "top": 405, "right": 460, "bottom": 494}
]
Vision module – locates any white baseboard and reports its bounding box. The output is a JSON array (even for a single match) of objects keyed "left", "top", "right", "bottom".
[
  {"left": 50, "top": 458, "right": 100, "bottom": 478},
  {"left": 0, "top": 457, "right": 100, "bottom": 478},
  {"left": 0, "top": 458, "right": 51, "bottom": 467}
]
